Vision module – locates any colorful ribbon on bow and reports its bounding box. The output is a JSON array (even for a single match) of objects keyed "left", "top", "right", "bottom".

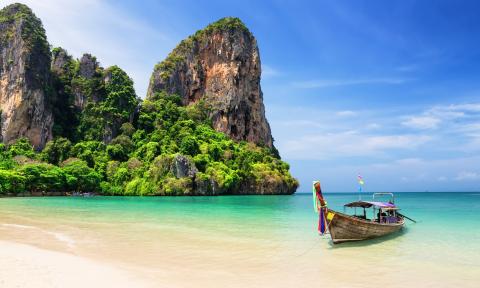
[{"left": 313, "top": 181, "right": 328, "bottom": 235}]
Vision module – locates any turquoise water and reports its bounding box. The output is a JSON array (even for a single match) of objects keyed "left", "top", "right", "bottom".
[{"left": 1, "top": 192, "right": 479, "bottom": 287}]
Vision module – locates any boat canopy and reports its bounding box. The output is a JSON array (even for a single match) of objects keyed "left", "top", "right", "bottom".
[{"left": 344, "top": 201, "right": 397, "bottom": 209}]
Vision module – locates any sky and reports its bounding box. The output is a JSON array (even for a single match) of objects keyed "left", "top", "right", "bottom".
[{"left": 4, "top": 0, "right": 480, "bottom": 192}]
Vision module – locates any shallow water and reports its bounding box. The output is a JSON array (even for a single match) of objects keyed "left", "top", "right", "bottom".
[{"left": 0, "top": 193, "right": 479, "bottom": 287}]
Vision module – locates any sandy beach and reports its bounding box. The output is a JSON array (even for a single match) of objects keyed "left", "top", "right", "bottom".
[{"left": 0, "top": 241, "right": 152, "bottom": 288}]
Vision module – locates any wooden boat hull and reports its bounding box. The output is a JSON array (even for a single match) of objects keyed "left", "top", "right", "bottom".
[{"left": 326, "top": 209, "right": 404, "bottom": 244}]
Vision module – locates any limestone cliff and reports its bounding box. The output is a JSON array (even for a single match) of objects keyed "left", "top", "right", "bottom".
[
  {"left": 51, "top": 50, "right": 103, "bottom": 112},
  {"left": 50, "top": 47, "right": 78, "bottom": 139},
  {"left": 51, "top": 47, "right": 137, "bottom": 143},
  {"left": 148, "top": 17, "right": 273, "bottom": 148},
  {"left": 0, "top": 3, "right": 52, "bottom": 149},
  {"left": 75, "top": 53, "right": 103, "bottom": 109},
  {"left": 0, "top": 4, "right": 297, "bottom": 196}
]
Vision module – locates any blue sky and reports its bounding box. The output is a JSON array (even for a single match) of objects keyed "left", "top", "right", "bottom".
[{"left": 6, "top": 0, "right": 480, "bottom": 192}]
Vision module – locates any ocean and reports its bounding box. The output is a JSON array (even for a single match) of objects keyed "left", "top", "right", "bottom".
[{"left": 0, "top": 192, "right": 479, "bottom": 287}]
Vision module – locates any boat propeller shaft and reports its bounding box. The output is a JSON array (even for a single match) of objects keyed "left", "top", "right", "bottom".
[{"left": 397, "top": 212, "right": 417, "bottom": 223}]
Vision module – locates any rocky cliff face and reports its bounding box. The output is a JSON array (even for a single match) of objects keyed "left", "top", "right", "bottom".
[
  {"left": 0, "top": 3, "right": 52, "bottom": 149},
  {"left": 75, "top": 54, "right": 102, "bottom": 109},
  {"left": 0, "top": 4, "right": 297, "bottom": 195},
  {"left": 50, "top": 47, "right": 78, "bottom": 139},
  {"left": 148, "top": 17, "right": 273, "bottom": 148}
]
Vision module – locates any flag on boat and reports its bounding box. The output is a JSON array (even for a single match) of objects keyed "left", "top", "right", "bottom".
[{"left": 357, "top": 174, "right": 365, "bottom": 186}]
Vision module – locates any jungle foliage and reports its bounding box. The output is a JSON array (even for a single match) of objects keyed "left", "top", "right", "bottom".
[{"left": 0, "top": 43, "right": 297, "bottom": 196}]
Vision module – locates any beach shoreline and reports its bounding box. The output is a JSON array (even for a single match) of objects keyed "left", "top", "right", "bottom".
[
  {"left": 1, "top": 195, "right": 479, "bottom": 288},
  {"left": 0, "top": 240, "right": 153, "bottom": 288}
]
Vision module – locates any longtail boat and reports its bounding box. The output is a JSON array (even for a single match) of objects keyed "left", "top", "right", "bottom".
[{"left": 313, "top": 181, "right": 405, "bottom": 244}]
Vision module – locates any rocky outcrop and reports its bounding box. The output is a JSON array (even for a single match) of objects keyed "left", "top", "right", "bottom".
[
  {"left": 74, "top": 53, "right": 102, "bottom": 109},
  {"left": 79, "top": 54, "right": 97, "bottom": 79},
  {"left": 194, "top": 176, "right": 220, "bottom": 196},
  {"left": 171, "top": 154, "right": 198, "bottom": 178},
  {"left": 165, "top": 154, "right": 297, "bottom": 195},
  {"left": 52, "top": 50, "right": 102, "bottom": 112},
  {"left": 0, "top": 3, "right": 53, "bottom": 149},
  {"left": 236, "top": 178, "right": 298, "bottom": 195},
  {"left": 148, "top": 17, "right": 273, "bottom": 148},
  {"left": 50, "top": 47, "right": 79, "bottom": 139},
  {"left": 165, "top": 155, "right": 221, "bottom": 196},
  {"left": 51, "top": 48, "right": 72, "bottom": 75}
]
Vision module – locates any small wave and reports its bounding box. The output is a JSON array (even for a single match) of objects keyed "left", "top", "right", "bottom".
[
  {"left": 1, "top": 223, "right": 76, "bottom": 248},
  {"left": 46, "top": 231, "right": 76, "bottom": 248},
  {"left": 1, "top": 223, "right": 36, "bottom": 229}
]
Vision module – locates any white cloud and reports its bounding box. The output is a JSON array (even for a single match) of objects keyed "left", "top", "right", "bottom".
[
  {"left": 402, "top": 103, "right": 480, "bottom": 130},
  {"left": 273, "top": 101, "right": 480, "bottom": 163},
  {"left": 455, "top": 171, "right": 480, "bottom": 181},
  {"left": 280, "top": 131, "right": 431, "bottom": 160},
  {"left": 458, "top": 123, "right": 480, "bottom": 133},
  {"left": 399, "top": 102, "right": 480, "bottom": 151},
  {"left": 394, "top": 158, "right": 424, "bottom": 165},
  {"left": 291, "top": 155, "right": 480, "bottom": 192},
  {"left": 365, "top": 123, "right": 381, "bottom": 130},
  {"left": 336, "top": 110, "right": 357, "bottom": 117},
  {"left": 399, "top": 173, "right": 427, "bottom": 182},
  {"left": 426, "top": 103, "right": 480, "bottom": 120},
  {"left": 438, "top": 103, "right": 480, "bottom": 113},
  {"left": 402, "top": 116, "right": 441, "bottom": 129},
  {"left": 292, "top": 77, "right": 410, "bottom": 89},
  {"left": 365, "top": 135, "right": 430, "bottom": 150},
  {"left": 262, "top": 64, "right": 279, "bottom": 77},
  {"left": 437, "top": 176, "right": 448, "bottom": 182}
]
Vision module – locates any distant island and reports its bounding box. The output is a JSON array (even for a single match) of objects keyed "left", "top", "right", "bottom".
[{"left": 0, "top": 3, "right": 298, "bottom": 196}]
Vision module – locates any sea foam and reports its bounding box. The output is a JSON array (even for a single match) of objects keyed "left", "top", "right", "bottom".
[{"left": 1, "top": 223, "right": 76, "bottom": 248}]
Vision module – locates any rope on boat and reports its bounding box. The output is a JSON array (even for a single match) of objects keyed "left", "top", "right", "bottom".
[{"left": 291, "top": 237, "right": 325, "bottom": 259}]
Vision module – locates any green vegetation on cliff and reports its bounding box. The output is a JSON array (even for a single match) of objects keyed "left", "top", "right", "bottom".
[
  {"left": 77, "top": 65, "right": 138, "bottom": 141},
  {"left": 50, "top": 47, "right": 78, "bottom": 139},
  {"left": 0, "top": 89, "right": 297, "bottom": 196},
  {"left": 0, "top": 6, "right": 297, "bottom": 196},
  {"left": 51, "top": 48, "right": 139, "bottom": 142},
  {"left": 18, "top": 6, "right": 48, "bottom": 53},
  {"left": 0, "top": 4, "right": 49, "bottom": 59}
]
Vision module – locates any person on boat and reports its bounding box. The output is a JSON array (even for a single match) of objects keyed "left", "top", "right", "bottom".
[{"left": 377, "top": 210, "right": 387, "bottom": 223}]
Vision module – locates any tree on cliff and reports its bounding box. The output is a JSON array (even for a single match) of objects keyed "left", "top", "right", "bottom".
[{"left": 0, "top": 4, "right": 298, "bottom": 196}]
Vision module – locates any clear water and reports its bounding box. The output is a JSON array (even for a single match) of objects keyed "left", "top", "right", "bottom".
[{"left": 0, "top": 192, "right": 479, "bottom": 287}]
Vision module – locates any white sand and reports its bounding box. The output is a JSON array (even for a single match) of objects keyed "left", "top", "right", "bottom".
[
  {"left": 1, "top": 221, "right": 478, "bottom": 288},
  {"left": 0, "top": 241, "right": 153, "bottom": 288}
]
